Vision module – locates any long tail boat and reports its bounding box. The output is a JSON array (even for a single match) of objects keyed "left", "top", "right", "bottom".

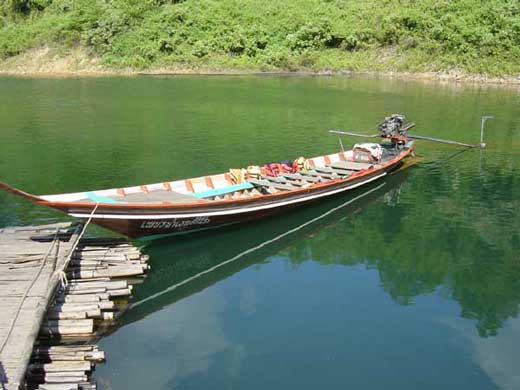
[{"left": 1, "top": 115, "right": 418, "bottom": 240}]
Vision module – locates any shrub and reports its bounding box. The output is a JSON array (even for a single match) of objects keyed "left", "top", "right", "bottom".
[{"left": 0, "top": 0, "right": 518, "bottom": 75}]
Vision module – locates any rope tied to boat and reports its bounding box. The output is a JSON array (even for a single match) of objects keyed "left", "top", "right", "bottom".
[{"left": 59, "top": 203, "right": 99, "bottom": 288}]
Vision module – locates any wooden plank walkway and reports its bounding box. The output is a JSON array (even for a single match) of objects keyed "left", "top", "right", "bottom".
[{"left": 0, "top": 222, "right": 82, "bottom": 390}]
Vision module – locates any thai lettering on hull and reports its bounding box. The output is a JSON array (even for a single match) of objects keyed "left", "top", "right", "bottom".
[{"left": 140, "top": 216, "right": 210, "bottom": 230}]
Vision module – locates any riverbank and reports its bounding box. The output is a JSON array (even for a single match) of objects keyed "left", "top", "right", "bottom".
[
  {"left": 2, "top": 1, "right": 520, "bottom": 85},
  {"left": 1, "top": 47, "right": 519, "bottom": 87}
]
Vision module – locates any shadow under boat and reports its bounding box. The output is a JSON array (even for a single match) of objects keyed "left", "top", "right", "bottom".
[{"left": 112, "top": 167, "right": 414, "bottom": 329}]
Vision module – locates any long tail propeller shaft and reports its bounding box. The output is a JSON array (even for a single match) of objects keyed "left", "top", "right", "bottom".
[
  {"left": 406, "top": 134, "right": 480, "bottom": 148},
  {"left": 329, "top": 130, "right": 379, "bottom": 138},
  {"left": 330, "top": 114, "right": 490, "bottom": 149},
  {"left": 330, "top": 129, "right": 483, "bottom": 148}
]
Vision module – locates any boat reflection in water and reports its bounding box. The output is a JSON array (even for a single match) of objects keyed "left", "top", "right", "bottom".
[
  {"left": 117, "top": 168, "right": 413, "bottom": 328},
  {"left": 111, "top": 150, "right": 520, "bottom": 342}
]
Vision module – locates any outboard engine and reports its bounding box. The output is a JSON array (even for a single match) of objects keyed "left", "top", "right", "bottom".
[
  {"left": 379, "top": 114, "right": 406, "bottom": 138},
  {"left": 379, "top": 114, "right": 413, "bottom": 148}
]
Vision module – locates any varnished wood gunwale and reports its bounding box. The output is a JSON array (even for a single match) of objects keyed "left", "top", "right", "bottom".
[{"left": 39, "top": 148, "right": 411, "bottom": 210}]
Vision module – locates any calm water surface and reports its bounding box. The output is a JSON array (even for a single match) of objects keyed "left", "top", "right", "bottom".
[{"left": 0, "top": 76, "right": 519, "bottom": 389}]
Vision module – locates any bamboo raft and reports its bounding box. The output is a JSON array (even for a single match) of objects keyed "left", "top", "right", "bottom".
[
  {"left": 28, "top": 238, "right": 149, "bottom": 390},
  {"left": 0, "top": 223, "right": 81, "bottom": 390},
  {"left": 0, "top": 223, "right": 149, "bottom": 390}
]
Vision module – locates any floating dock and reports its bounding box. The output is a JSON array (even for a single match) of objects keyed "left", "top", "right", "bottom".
[
  {"left": 0, "top": 223, "right": 81, "bottom": 390},
  {"left": 0, "top": 223, "right": 149, "bottom": 390}
]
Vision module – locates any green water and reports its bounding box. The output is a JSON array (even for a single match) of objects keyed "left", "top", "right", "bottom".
[{"left": 1, "top": 76, "right": 519, "bottom": 389}]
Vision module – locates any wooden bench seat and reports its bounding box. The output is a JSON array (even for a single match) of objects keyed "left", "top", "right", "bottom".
[
  {"left": 314, "top": 166, "right": 352, "bottom": 176},
  {"left": 309, "top": 171, "right": 339, "bottom": 180},
  {"left": 247, "top": 178, "right": 298, "bottom": 191},
  {"left": 329, "top": 161, "right": 375, "bottom": 171},
  {"left": 282, "top": 173, "right": 321, "bottom": 183},
  {"left": 261, "top": 176, "right": 306, "bottom": 187}
]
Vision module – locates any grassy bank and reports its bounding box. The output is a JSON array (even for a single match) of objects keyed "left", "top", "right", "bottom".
[{"left": 1, "top": 0, "right": 520, "bottom": 77}]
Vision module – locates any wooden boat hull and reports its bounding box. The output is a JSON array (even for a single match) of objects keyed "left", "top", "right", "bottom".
[
  {"left": 57, "top": 161, "right": 402, "bottom": 239},
  {"left": 1, "top": 141, "right": 413, "bottom": 240}
]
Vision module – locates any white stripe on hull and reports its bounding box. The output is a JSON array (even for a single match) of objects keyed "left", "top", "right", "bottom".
[{"left": 69, "top": 172, "right": 387, "bottom": 220}]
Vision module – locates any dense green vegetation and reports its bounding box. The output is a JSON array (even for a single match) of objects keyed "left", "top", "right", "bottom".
[{"left": 1, "top": 0, "right": 520, "bottom": 74}]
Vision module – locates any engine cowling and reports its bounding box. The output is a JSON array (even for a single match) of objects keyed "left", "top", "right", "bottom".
[{"left": 379, "top": 114, "right": 407, "bottom": 137}]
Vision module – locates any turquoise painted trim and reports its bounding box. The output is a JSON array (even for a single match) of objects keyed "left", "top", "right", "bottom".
[
  {"left": 193, "top": 182, "right": 254, "bottom": 199},
  {"left": 86, "top": 192, "right": 125, "bottom": 204},
  {"left": 405, "top": 140, "right": 414, "bottom": 148}
]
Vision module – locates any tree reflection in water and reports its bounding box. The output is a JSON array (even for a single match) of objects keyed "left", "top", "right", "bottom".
[{"left": 124, "top": 158, "right": 520, "bottom": 338}]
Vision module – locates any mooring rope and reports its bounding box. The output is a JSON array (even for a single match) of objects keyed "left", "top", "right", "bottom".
[
  {"left": 59, "top": 203, "right": 99, "bottom": 287},
  {"left": 0, "top": 227, "right": 60, "bottom": 356},
  {"left": 131, "top": 182, "right": 386, "bottom": 309}
]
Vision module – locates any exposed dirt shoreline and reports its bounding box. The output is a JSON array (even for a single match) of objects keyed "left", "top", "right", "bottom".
[{"left": 1, "top": 48, "right": 519, "bottom": 87}]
